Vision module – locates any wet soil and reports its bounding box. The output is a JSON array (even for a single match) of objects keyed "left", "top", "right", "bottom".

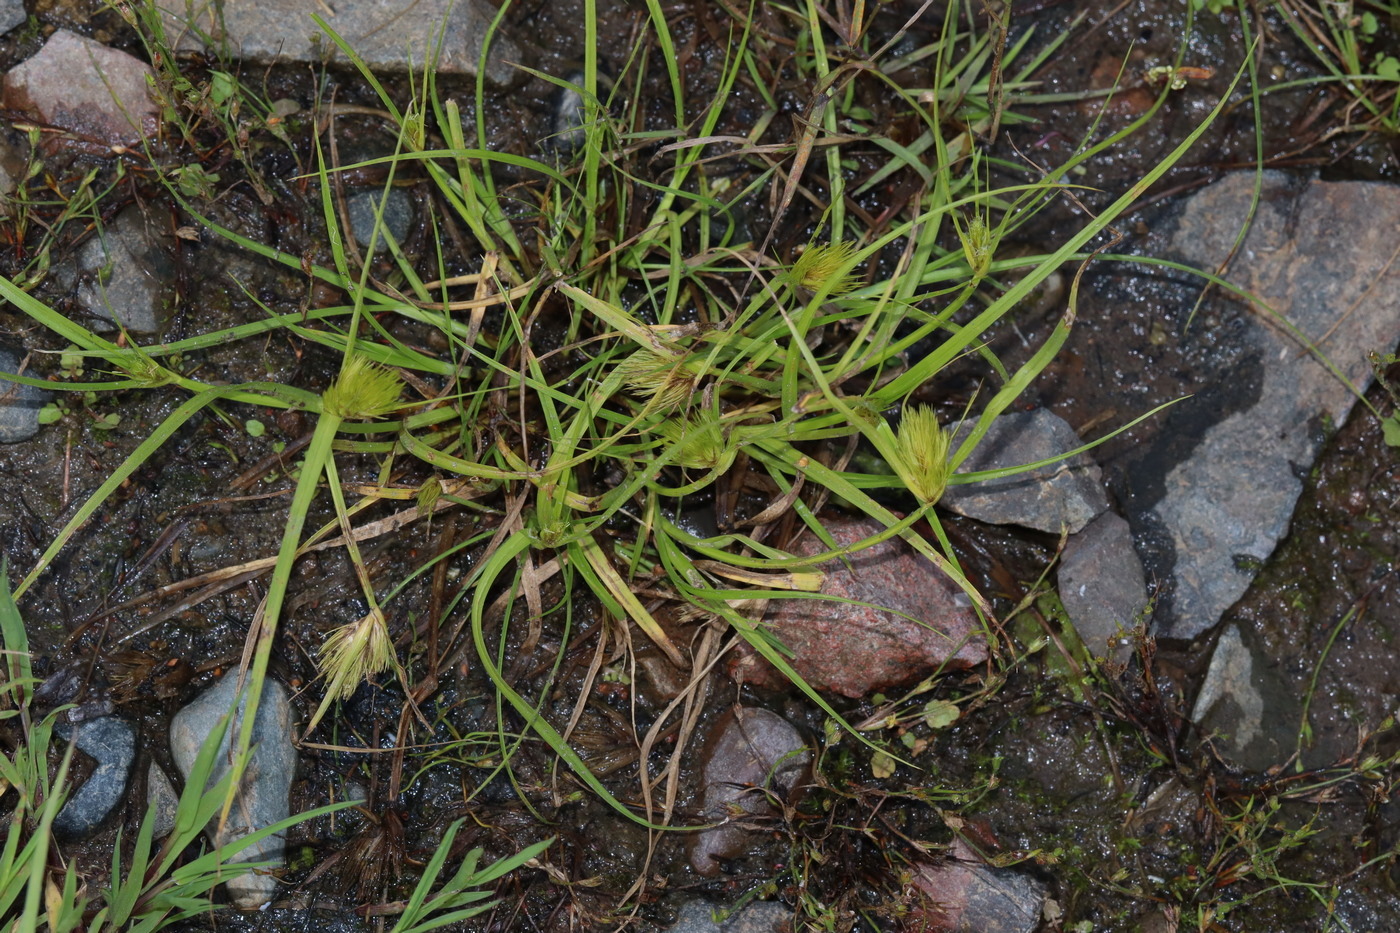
[{"left": 0, "top": 0, "right": 1398, "bottom": 931}]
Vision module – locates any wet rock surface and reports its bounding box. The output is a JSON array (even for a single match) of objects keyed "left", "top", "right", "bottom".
[
  {"left": 660, "top": 901, "right": 791, "bottom": 933},
  {"left": 1, "top": 30, "right": 158, "bottom": 147},
  {"left": 0, "top": 0, "right": 22, "bottom": 35},
  {"left": 53, "top": 715, "right": 136, "bottom": 838},
  {"left": 145, "top": 762, "right": 180, "bottom": 840},
  {"left": 0, "top": 348, "right": 48, "bottom": 443},
  {"left": 1191, "top": 624, "right": 1300, "bottom": 771},
  {"left": 54, "top": 207, "right": 172, "bottom": 335},
  {"left": 1057, "top": 511, "right": 1148, "bottom": 662},
  {"left": 170, "top": 672, "right": 296, "bottom": 909},
  {"left": 346, "top": 187, "right": 413, "bottom": 249},
  {"left": 941, "top": 409, "right": 1109, "bottom": 534},
  {"left": 1152, "top": 171, "right": 1400, "bottom": 639},
  {"left": 152, "top": 0, "right": 520, "bottom": 83},
  {"left": 904, "top": 852, "right": 1046, "bottom": 933},
  {"left": 731, "top": 515, "right": 986, "bottom": 698},
  {"left": 688, "top": 706, "right": 810, "bottom": 877}
]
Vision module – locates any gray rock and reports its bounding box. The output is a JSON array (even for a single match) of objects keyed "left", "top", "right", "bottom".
[
  {"left": 663, "top": 900, "right": 791, "bottom": 933},
  {"left": 906, "top": 856, "right": 1046, "bottom": 933},
  {"left": 153, "top": 0, "right": 520, "bottom": 83},
  {"left": 941, "top": 409, "right": 1108, "bottom": 534},
  {"left": 1058, "top": 511, "right": 1148, "bottom": 663},
  {"left": 53, "top": 716, "right": 136, "bottom": 838},
  {"left": 70, "top": 208, "right": 172, "bottom": 335},
  {"left": 170, "top": 673, "right": 296, "bottom": 909},
  {"left": 146, "top": 762, "right": 180, "bottom": 840},
  {"left": 688, "top": 707, "right": 810, "bottom": 877},
  {"left": 1, "top": 31, "right": 158, "bottom": 147},
  {"left": 346, "top": 187, "right": 412, "bottom": 250},
  {"left": 547, "top": 71, "right": 588, "bottom": 151},
  {"left": 1191, "top": 625, "right": 1298, "bottom": 770},
  {"left": 1154, "top": 171, "right": 1400, "bottom": 638},
  {"left": 0, "top": 348, "right": 49, "bottom": 443},
  {"left": 0, "top": 0, "right": 24, "bottom": 35}
]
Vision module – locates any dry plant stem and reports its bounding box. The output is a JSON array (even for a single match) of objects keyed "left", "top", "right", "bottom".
[{"left": 622, "top": 623, "right": 728, "bottom": 909}]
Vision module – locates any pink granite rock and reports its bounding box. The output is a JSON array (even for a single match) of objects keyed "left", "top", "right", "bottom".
[
  {"left": 3, "top": 31, "right": 158, "bottom": 147},
  {"left": 730, "top": 515, "right": 986, "bottom": 698}
]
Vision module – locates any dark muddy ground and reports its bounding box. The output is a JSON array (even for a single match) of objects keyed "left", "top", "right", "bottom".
[{"left": 0, "top": 0, "right": 1398, "bottom": 931}]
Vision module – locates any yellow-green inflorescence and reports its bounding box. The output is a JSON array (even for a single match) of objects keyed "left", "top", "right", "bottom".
[
  {"left": 789, "top": 241, "right": 862, "bottom": 295},
  {"left": 317, "top": 607, "right": 396, "bottom": 703},
  {"left": 894, "top": 404, "right": 952, "bottom": 507},
  {"left": 321, "top": 354, "right": 405, "bottom": 421},
  {"left": 656, "top": 410, "right": 736, "bottom": 473},
  {"left": 617, "top": 347, "right": 701, "bottom": 412}
]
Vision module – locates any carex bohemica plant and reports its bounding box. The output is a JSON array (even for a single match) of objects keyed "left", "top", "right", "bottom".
[{"left": 0, "top": 0, "right": 1252, "bottom": 924}]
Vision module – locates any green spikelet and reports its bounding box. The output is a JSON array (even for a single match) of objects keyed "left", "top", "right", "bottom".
[
  {"left": 322, "top": 355, "right": 405, "bottom": 421},
  {"left": 894, "top": 405, "right": 952, "bottom": 506},
  {"left": 789, "top": 241, "right": 862, "bottom": 295}
]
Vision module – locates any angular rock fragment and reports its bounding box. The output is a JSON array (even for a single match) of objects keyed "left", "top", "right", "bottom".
[
  {"left": 941, "top": 409, "right": 1108, "bottom": 534},
  {"left": 0, "top": 348, "right": 49, "bottom": 444},
  {"left": 904, "top": 845, "right": 1045, "bottom": 933},
  {"left": 2, "top": 31, "right": 158, "bottom": 147},
  {"left": 1058, "top": 511, "right": 1148, "bottom": 663},
  {"left": 731, "top": 515, "right": 985, "bottom": 698},
  {"left": 153, "top": 0, "right": 520, "bottom": 83},
  {"left": 59, "top": 207, "right": 173, "bottom": 335},
  {"left": 1154, "top": 171, "right": 1400, "bottom": 638},
  {"left": 688, "top": 707, "right": 810, "bottom": 877}
]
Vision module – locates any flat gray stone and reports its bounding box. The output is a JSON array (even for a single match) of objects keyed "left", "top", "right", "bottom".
[
  {"left": 154, "top": 0, "right": 520, "bottom": 83},
  {"left": 663, "top": 901, "right": 791, "bottom": 933},
  {"left": 170, "top": 673, "right": 296, "bottom": 909},
  {"left": 1, "top": 30, "right": 158, "bottom": 147},
  {"left": 1154, "top": 172, "right": 1400, "bottom": 638},
  {"left": 688, "top": 707, "right": 810, "bottom": 877},
  {"left": 0, "top": 348, "right": 48, "bottom": 443},
  {"left": 69, "top": 208, "right": 172, "bottom": 335},
  {"left": 0, "top": 0, "right": 24, "bottom": 38},
  {"left": 1058, "top": 511, "right": 1148, "bottom": 663},
  {"left": 941, "top": 409, "right": 1108, "bottom": 533},
  {"left": 1191, "top": 624, "right": 1297, "bottom": 771},
  {"left": 53, "top": 716, "right": 137, "bottom": 838}
]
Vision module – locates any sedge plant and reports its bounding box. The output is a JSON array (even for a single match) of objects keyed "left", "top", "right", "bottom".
[{"left": 0, "top": 0, "right": 1252, "bottom": 890}]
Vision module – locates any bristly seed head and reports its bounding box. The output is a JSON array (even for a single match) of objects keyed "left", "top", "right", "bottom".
[
  {"left": 656, "top": 410, "right": 735, "bottom": 472},
  {"left": 895, "top": 404, "right": 952, "bottom": 506},
  {"left": 957, "top": 213, "right": 995, "bottom": 282},
  {"left": 790, "top": 241, "right": 862, "bottom": 295},
  {"left": 616, "top": 348, "right": 700, "bottom": 411},
  {"left": 316, "top": 607, "right": 395, "bottom": 704},
  {"left": 322, "top": 355, "right": 405, "bottom": 421}
]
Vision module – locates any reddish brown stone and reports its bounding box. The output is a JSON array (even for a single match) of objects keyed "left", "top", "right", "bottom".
[
  {"left": 903, "top": 856, "right": 1045, "bottom": 933},
  {"left": 730, "top": 515, "right": 987, "bottom": 698},
  {"left": 2, "top": 31, "right": 158, "bottom": 148}
]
